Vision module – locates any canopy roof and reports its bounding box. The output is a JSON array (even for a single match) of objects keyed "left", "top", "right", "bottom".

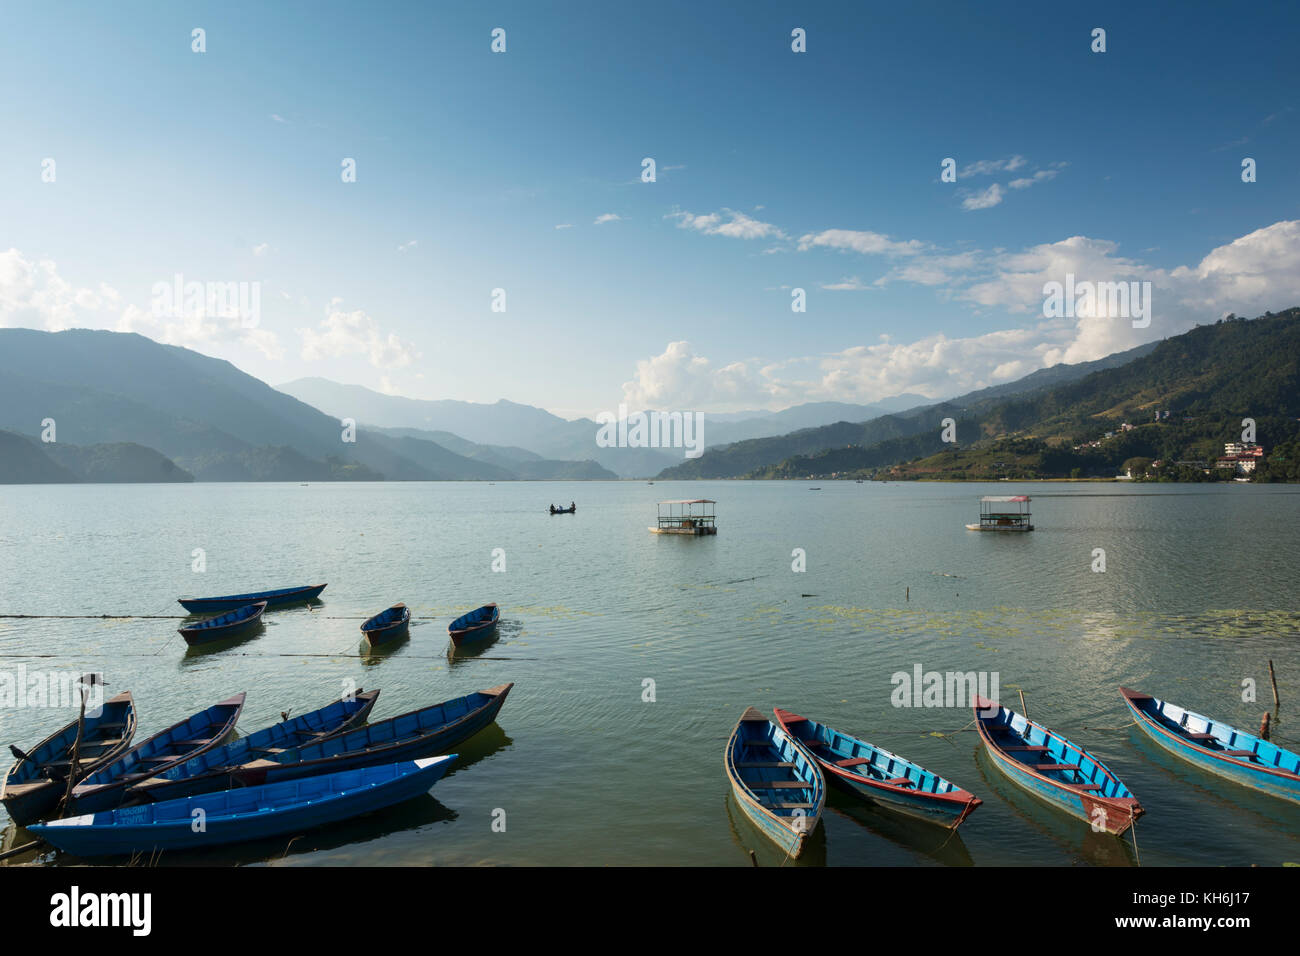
[
  {"left": 658, "top": 499, "right": 716, "bottom": 505},
  {"left": 980, "top": 495, "right": 1029, "bottom": 502}
]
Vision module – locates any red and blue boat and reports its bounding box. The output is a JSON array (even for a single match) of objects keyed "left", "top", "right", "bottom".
[
  {"left": 975, "top": 695, "right": 1143, "bottom": 835},
  {"left": 774, "top": 707, "right": 981, "bottom": 829},
  {"left": 1121, "top": 686, "right": 1300, "bottom": 805}
]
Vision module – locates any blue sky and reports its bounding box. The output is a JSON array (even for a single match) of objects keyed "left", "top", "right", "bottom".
[{"left": 2, "top": 1, "right": 1297, "bottom": 418}]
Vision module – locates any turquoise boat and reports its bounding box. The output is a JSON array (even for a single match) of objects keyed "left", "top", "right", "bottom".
[
  {"left": 1121, "top": 686, "right": 1300, "bottom": 805},
  {"left": 32, "top": 755, "right": 456, "bottom": 857},
  {"left": 975, "top": 696, "right": 1143, "bottom": 835},
  {"left": 723, "top": 707, "right": 824, "bottom": 858},
  {"left": 774, "top": 707, "right": 981, "bottom": 829}
]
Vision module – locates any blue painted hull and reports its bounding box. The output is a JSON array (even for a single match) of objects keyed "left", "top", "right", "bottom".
[
  {"left": 72, "top": 694, "right": 245, "bottom": 813},
  {"left": 178, "top": 601, "right": 266, "bottom": 646},
  {"left": 975, "top": 696, "right": 1142, "bottom": 835},
  {"left": 178, "top": 584, "right": 326, "bottom": 614},
  {"left": 1122, "top": 687, "right": 1300, "bottom": 805},
  {"left": 32, "top": 756, "right": 455, "bottom": 857},
  {"left": 124, "top": 690, "right": 381, "bottom": 805},
  {"left": 775, "top": 708, "right": 981, "bottom": 829},
  {"left": 164, "top": 684, "right": 513, "bottom": 796},
  {"left": 1, "top": 693, "right": 137, "bottom": 826},
  {"left": 448, "top": 604, "right": 499, "bottom": 646},
  {"left": 361, "top": 603, "right": 410, "bottom": 645},
  {"left": 724, "top": 707, "right": 824, "bottom": 858}
]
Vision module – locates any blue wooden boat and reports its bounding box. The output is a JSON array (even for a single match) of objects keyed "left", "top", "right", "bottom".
[
  {"left": 448, "top": 603, "right": 499, "bottom": 647},
  {"left": 31, "top": 754, "right": 456, "bottom": 857},
  {"left": 974, "top": 696, "right": 1143, "bottom": 835},
  {"left": 724, "top": 707, "right": 824, "bottom": 858},
  {"left": 178, "top": 601, "right": 266, "bottom": 646},
  {"left": 2, "top": 692, "right": 137, "bottom": 826},
  {"left": 70, "top": 694, "right": 245, "bottom": 813},
  {"left": 177, "top": 584, "right": 326, "bottom": 614},
  {"left": 1121, "top": 686, "right": 1300, "bottom": 805},
  {"left": 361, "top": 603, "right": 410, "bottom": 646},
  {"left": 774, "top": 707, "right": 981, "bottom": 830},
  {"left": 124, "top": 689, "right": 380, "bottom": 805},
  {"left": 126, "top": 684, "right": 512, "bottom": 797}
]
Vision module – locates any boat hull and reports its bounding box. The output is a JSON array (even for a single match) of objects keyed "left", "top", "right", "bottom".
[
  {"left": 361, "top": 604, "right": 410, "bottom": 646},
  {"left": 32, "top": 756, "right": 455, "bottom": 857},
  {"left": 448, "top": 604, "right": 499, "bottom": 647},
  {"left": 648, "top": 526, "right": 717, "bottom": 535},
  {"left": 1, "top": 693, "right": 137, "bottom": 826},
  {"left": 975, "top": 696, "right": 1141, "bottom": 835},
  {"left": 178, "top": 584, "right": 326, "bottom": 614},
  {"left": 1121, "top": 687, "right": 1300, "bottom": 805},
  {"left": 775, "top": 708, "right": 981, "bottom": 830},
  {"left": 724, "top": 707, "right": 824, "bottom": 858},
  {"left": 178, "top": 601, "right": 266, "bottom": 646}
]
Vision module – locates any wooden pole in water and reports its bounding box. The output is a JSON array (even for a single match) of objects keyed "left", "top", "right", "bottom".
[
  {"left": 1260, "top": 712, "right": 1271, "bottom": 742},
  {"left": 1017, "top": 689, "right": 1029, "bottom": 719},
  {"left": 1268, "top": 660, "right": 1280, "bottom": 712},
  {"left": 906, "top": 587, "right": 909, "bottom": 602},
  {"left": 749, "top": 850, "right": 758, "bottom": 867}
]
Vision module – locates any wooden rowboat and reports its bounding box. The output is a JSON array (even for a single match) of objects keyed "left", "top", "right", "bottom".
[
  {"left": 448, "top": 603, "right": 499, "bottom": 647},
  {"left": 178, "top": 601, "right": 266, "bottom": 646},
  {"left": 2, "top": 692, "right": 137, "bottom": 826},
  {"left": 125, "top": 684, "right": 512, "bottom": 800},
  {"left": 361, "top": 603, "right": 410, "bottom": 646},
  {"left": 70, "top": 694, "right": 245, "bottom": 813},
  {"left": 177, "top": 584, "right": 326, "bottom": 614},
  {"left": 125, "top": 689, "right": 380, "bottom": 805},
  {"left": 974, "top": 695, "right": 1142, "bottom": 835},
  {"left": 774, "top": 707, "right": 981, "bottom": 829},
  {"left": 1121, "top": 686, "right": 1300, "bottom": 805},
  {"left": 31, "top": 755, "right": 456, "bottom": 857},
  {"left": 724, "top": 707, "right": 824, "bottom": 858}
]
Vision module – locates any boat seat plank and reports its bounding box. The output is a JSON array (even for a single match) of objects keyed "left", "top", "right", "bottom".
[
  {"left": 746, "top": 781, "right": 811, "bottom": 790},
  {"left": 834, "top": 758, "right": 873, "bottom": 768},
  {"left": 1003, "top": 745, "right": 1049, "bottom": 752},
  {"left": 1033, "top": 763, "right": 1081, "bottom": 772},
  {"left": 1221, "top": 750, "right": 1256, "bottom": 757},
  {"left": 766, "top": 802, "right": 815, "bottom": 809},
  {"left": 882, "top": 777, "right": 916, "bottom": 788},
  {"left": 172, "top": 739, "right": 214, "bottom": 747},
  {"left": 737, "top": 761, "right": 795, "bottom": 768},
  {"left": 1074, "top": 783, "right": 1103, "bottom": 791},
  {"left": 1186, "top": 732, "right": 1219, "bottom": 740}
]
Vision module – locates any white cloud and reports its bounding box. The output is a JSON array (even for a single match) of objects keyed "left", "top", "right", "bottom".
[
  {"left": 620, "top": 341, "right": 784, "bottom": 410},
  {"left": 270, "top": 114, "right": 287, "bottom": 123},
  {"left": 397, "top": 239, "right": 418, "bottom": 253},
  {"left": 252, "top": 242, "right": 271, "bottom": 256},
  {"left": 821, "top": 276, "right": 871, "bottom": 291},
  {"left": 796, "top": 229, "right": 926, "bottom": 256},
  {"left": 667, "top": 208, "right": 786, "bottom": 240},
  {"left": 554, "top": 223, "right": 574, "bottom": 230},
  {"left": 959, "top": 155, "right": 1027, "bottom": 178},
  {"left": 962, "top": 183, "right": 1005, "bottom": 210},
  {"left": 299, "top": 304, "right": 420, "bottom": 368},
  {"left": 593, "top": 213, "right": 623, "bottom": 225},
  {"left": 1009, "top": 169, "right": 1058, "bottom": 189}
]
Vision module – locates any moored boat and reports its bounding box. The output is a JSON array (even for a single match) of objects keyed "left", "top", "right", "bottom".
[
  {"left": 448, "top": 603, "right": 499, "bottom": 646},
  {"left": 178, "top": 601, "right": 267, "bottom": 646},
  {"left": 129, "top": 684, "right": 513, "bottom": 798},
  {"left": 724, "top": 707, "right": 824, "bottom": 858},
  {"left": 31, "top": 755, "right": 456, "bottom": 857},
  {"left": 966, "top": 495, "right": 1033, "bottom": 532},
  {"left": 2, "top": 692, "right": 137, "bottom": 826},
  {"left": 774, "top": 707, "right": 981, "bottom": 829},
  {"left": 1121, "top": 686, "right": 1300, "bottom": 805},
  {"left": 360, "top": 603, "right": 410, "bottom": 646},
  {"left": 70, "top": 694, "right": 245, "bottom": 813},
  {"left": 649, "top": 499, "right": 717, "bottom": 535},
  {"left": 177, "top": 584, "right": 326, "bottom": 614},
  {"left": 974, "top": 695, "right": 1142, "bottom": 834},
  {"left": 124, "top": 689, "right": 380, "bottom": 804}
]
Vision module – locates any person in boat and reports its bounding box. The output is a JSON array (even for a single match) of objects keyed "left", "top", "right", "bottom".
[
  {"left": 549, "top": 504, "right": 556, "bottom": 514},
  {"left": 570, "top": 501, "right": 576, "bottom": 512}
]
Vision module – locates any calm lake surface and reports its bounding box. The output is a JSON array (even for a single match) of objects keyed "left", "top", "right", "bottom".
[{"left": 2, "top": 480, "right": 1299, "bottom": 866}]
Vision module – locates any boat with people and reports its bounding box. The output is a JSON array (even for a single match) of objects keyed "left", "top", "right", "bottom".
[
  {"left": 549, "top": 502, "right": 576, "bottom": 514},
  {"left": 649, "top": 499, "right": 717, "bottom": 535},
  {"left": 966, "top": 495, "right": 1033, "bottom": 532}
]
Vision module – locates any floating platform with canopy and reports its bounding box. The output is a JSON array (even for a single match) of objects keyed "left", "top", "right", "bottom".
[
  {"left": 966, "top": 495, "right": 1033, "bottom": 532},
  {"left": 649, "top": 499, "right": 717, "bottom": 535}
]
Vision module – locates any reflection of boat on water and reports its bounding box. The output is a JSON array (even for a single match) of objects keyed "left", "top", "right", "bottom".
[
  {"left": 824, "top": 792, "right": 975, "bottom": 866},
  {"left": 965, "top": 495, "right": 1033, "bottom": 532},
  {"left": 974, "top": 747, "right": 1137, "bottom": 866},
  {"left": 649, "top": 499, "right": 717, "bottom": 535},
  {"left": 723, "top": 789, "right": 827, "bottom": 866}
]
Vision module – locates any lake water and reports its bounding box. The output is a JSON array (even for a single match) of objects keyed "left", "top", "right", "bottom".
[{"left": 2, "top": 480, "right": 1299, "bottom": 866}]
